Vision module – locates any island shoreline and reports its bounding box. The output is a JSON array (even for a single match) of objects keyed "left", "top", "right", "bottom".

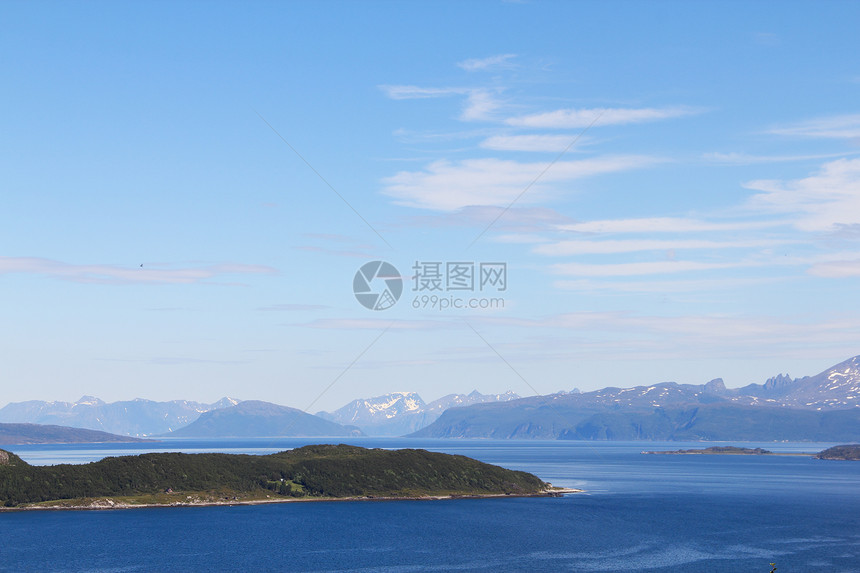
[{"left": 0, "top": 487, "right": 583, "bottom": 512}]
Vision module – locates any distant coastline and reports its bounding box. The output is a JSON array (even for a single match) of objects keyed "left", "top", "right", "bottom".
[
  {"left": 642, "top": 444, "right": 860, "bottom": 459},
  {"left": 642, "top": 446, "right": 776, "bottom": 456}
]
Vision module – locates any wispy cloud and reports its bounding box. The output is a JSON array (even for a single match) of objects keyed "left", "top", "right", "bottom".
[
  {"left": 535, "top": 238, "right": 794, "bottom": 256},
  {"left": 380, "top": 85, "right": 503, "bottom": 121},
  {"left": 549, "top": 260, "right": 749, "bottom": 277},
  {"left": 703, "top": 151, "right": 860, "bottom": 165},
  {"left": 295, "top": 233, "right": 380, "bottom": 259},
  {"left": 382, "top": 155, "right": 660, "bottom": 211},
  {"left": 553, "top": 277, "right": 783, "bottom": 294},
  {"left": 457, "top": 54, "right": 517, "bottom": 72},
  {"left": 807, "top": 259, "right": 860, "bottom": 277},
  {"left": 507, "top": 106, "right": 698, "bottom": 129},
  {"left": 461, "top": 89, "right": 503, "bottom": 121},
  {"left": 768, "top": 114, "right": 860, "bottom": 139},
  {"left": 548, "top": 250, "right": 857, "bottom": 278},
  {"left": 400, "top": 206, "right": 575, "bottom": 233},
  {"left": 473, "top": 311, "right": 860, "bottom": 361},
  {"left": 480, "top": 133, "right": 590, "bottom": 152},
  {"left": 380, "top": 85, "right": 471, "bottom": 100},
  {"left": 554, "top": 217, "right": 783, "bottom": 234},
  {"left": 0, "top": 257, "right": 276, "bottom": 285},
  {"left": 744, "top": 158, "right": 860, "bottom": 232}
]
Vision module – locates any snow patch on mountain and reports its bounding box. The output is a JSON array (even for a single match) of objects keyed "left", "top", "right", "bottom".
[{"left": 318, "top": 390, "right": 520, "bottom": 436}]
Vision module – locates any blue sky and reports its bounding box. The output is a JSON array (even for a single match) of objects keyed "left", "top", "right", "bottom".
[{"left": 2, "top": 1, "right": 860, "bottom": 411}]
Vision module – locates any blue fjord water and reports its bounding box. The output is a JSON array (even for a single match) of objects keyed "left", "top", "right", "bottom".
[{"left": 0, "top": 438, "right": 858, "bottom": 572}]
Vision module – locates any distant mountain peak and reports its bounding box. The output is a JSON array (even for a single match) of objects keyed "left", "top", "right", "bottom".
[
  {"left": 211, "top": 397, "right": 242, "bottom": 409},
  {"left": 763, "top": 373, "right": 794, "bottom": 391},
  {"left": 318, "top": 389, "right": 521, "bottom": 436},
  {"left": 704, "top": 378, "right": 727, "bottom": 394},
  {"left": 167, "top": 400, "right": 361, "bottom": 438}
]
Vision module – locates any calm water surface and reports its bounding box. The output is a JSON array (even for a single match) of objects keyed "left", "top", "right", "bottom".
[{"left": 1, "top": 438, "right": 858, "bottom": 572}]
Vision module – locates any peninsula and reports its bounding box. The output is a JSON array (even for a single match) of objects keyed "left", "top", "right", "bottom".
[
  {"left": 0, "top": 445, "right": 574, "bottom": 509},
  {"left": 0, "top": 422, "right": 153, "bottom": 445}
]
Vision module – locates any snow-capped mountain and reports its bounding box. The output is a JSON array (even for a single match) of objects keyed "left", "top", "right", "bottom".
[
  {"left": 725, "top": 355, "right": 860, "bottom": 409},
  {"left": 0, "top": 396, "right": 241, "bottom": 437},
  {"left": 320, "top": 392, "right": 426, "bottom": 427},
  {"left": 412, "top": 355, "right": 860, "bottom": 440},
  {"left": 318, "top": 390, "right": 521, "bottom": 436}
]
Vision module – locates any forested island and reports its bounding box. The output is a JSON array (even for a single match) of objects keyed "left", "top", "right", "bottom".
[
  {"left": 0, "top": 445, "right": 569, "bottom": 509},
  {"left": 642, "top": 446, "right": 773, "bottom": 455}
]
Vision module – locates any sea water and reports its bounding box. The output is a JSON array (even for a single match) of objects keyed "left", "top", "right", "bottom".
[{"left": 1, "top": 438, "right": 858, "bottom": 572}]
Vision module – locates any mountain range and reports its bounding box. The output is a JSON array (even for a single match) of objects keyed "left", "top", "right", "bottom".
[
  {"left": 316, "top": 390, "right": 521, "bottom": 436},
  {"left": 0, "top": 396, "right": 240, "bottom": 437},
  {"left": 3, "top": 355, "right": 859, "bottom": 442},
  {"left": 411, "top": 356, "right": 860, "bottom": 441}
]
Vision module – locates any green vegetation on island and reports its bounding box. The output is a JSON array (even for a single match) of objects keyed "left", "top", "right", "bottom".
[
  {"left": 642, "top": 446, "right": 773, "bottom": 455},
  {"left": 0, "top": 444, "right": 556, "bottom": 509},
  {"left": 815, "top": 444, "right": 860, "bottom": 460}
]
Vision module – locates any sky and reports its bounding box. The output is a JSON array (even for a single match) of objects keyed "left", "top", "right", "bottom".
[{"left": 2, "top": 1, "right": 860, "bottom": 412}]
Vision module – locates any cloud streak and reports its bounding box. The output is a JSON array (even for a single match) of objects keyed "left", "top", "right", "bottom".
[
  {"left": 0, "top": 257, "right": 276, "bottom": 285},
  {"left": 768, "top": 114, "right": 860, "bottom": 139},
  {"left": 382, "top": 155, "right": 660, "bottom": 211},
  {"left": 549, "top": 260, "right": 748, "bottom": 277},
  {"left": 745, "top": 158, "right": 860, "bottom": 232},
  {"left": 507, "top": 106, "right": 698, "bottom": 129},
  {"left": 554, "top": 217, "right": 784, "bottom": 234},
  {"left": 534, "top": 238, "right": 794, "bottom": 256},
  {"left": 457, "top": 54, "right": 517, "bottom": 72},
  {"left": 380, "top": 85, "right": 503, "bottom": 121},
  {"left": 480, "top": 134, "right": 591, "bottom": 152}
]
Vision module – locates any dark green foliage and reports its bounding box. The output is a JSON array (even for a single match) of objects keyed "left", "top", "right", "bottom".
[
  {"left": 815, "top": 444, "right": 860, "bottom": 460},
  {"left": 0, "top": 445, "right": 548, "bottom": 507}
]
